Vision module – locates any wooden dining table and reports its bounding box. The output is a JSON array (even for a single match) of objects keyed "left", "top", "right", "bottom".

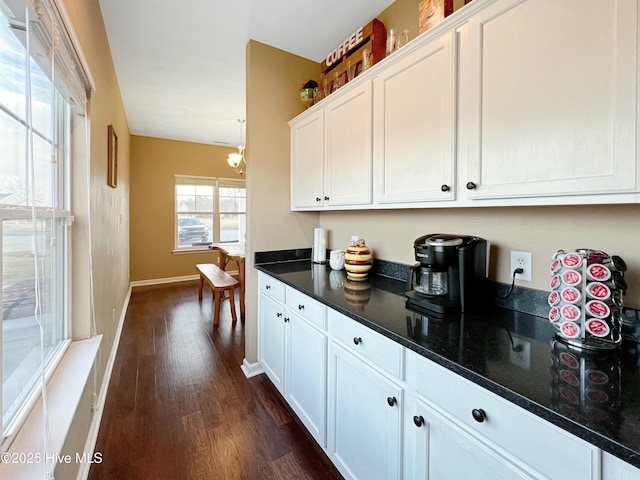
[{"left": 209, "top": 242, "right": 246, "bottom": 319}]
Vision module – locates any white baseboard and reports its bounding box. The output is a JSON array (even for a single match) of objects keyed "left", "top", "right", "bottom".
[
  {"left": 130, "top": 274, "right": 199, "bottom": 287},
  {"left": 240, "top": 358, "right": 264, "bottom": 378},
  {"left": 76, "top": 285, "right": 132, "bottom": 480}
]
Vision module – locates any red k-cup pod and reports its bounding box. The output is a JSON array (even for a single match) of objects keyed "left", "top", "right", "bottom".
[
  {"left": 550, "top": 275, "right": 562, "bottom": 290},
  {"left": 560, "top": 369, "right": 580, "bottom": 386},
  {"left": 548, "top": 290, "right": 561, "bottom": 307},
  {"left": 562, "top": 270, "right": 582, "bottom": 287},
  {"left": 586, "top": 300, "right": 610, "bottom": 319},
  {"left": 587, "top": 263, "right": 611, "bottom": 282},
  {"left": 587, "top": 389, "right": 610, "bottom": 404},
  {"left": 562, "top": 253, "right": 583, "bottom": 269},
  {"left": 586, "top": 369, "right": 609, "bottom": 385},
  {"left": 585, "top": 282, "right": 611, "bottom": 301},
  {"left": 550, "top": 259, "right": 562, "bottom": 274},
  {"left": 586, "top": 318, "right": 610, "bottom": 337},
  {"left": 560, "top": 321, "right": 581, "bottom": 338},
  {"left": 560, "top": 352, "right": 579, "bottom": 369},
  {"left": 549, "top": 306, "right": 561, "bottom": 323},
  {"left": 561, "top": 304, "right": 581, "bottom": 322},
  {"left": 561, "top": 287, "right": 581, "bottom": 304}
]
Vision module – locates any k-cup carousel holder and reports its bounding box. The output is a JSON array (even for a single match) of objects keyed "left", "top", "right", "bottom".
[{"left": 548, "top": 249, "right": 627, "bottom": 351}]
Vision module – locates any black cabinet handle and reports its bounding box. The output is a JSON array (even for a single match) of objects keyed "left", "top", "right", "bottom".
[
  {"left": 387, "top": 396, "right": 397, "bottom": 407},
  {"left": 276, "top": 312, "right": 282, "bottom": 318},
  {"left": 353, "top": 337, "right": 362, "bottom": 345},
  {"left": 266, "top": 285, "right": 271, "bottom": 290},
  {"left": 441, "top": 184, "right": 450, "bottom": 192},
  {"left": 316, "top": 197, "right": 321, "bottom": 202},
  {"left": 324, "top": 196, "right": 330, "bottom": 201},
  {"left": 298, "top": 304, "right": 305, "bottom": 310},
  {"left": 284, "top": 317, "right": 290, "bottom": 323},
  {"left": 466, "top": 181, "right": 477, "bottom": 190},
  {"left": 472, "top": 408, "right": 487, "bottom": 423},
  {"left": 413, "top": 415, "right": 425, "bottom": 427}
]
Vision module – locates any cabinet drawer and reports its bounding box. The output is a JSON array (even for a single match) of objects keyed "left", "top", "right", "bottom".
[
  {"left": 329, "top": 309, "right": 403, "bottom": 380},
  {"left": 258, "top": 272, "right": 285, "bottom": 303},
  {"left": 286, "top": 287, "right": 326, "bottom": 330},
  {"left": 406, "top": 350, "right": 599, "bottom": 480}
]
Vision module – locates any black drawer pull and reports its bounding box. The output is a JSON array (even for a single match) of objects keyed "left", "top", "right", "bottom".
[
  {"left": 276, "top": 312, "right": 282, "bottom": 318},
  {"left": 298, "top": 304, "right": 305, "bottom": 310},
  {"left": 284, "top": 317, "right": 290, "bottom": 323},
  {"left": 353, "top": 337, "right": 362, "bottom": 345},
  {"left": 466, "top": 181, "right": 477, "bottom": 190},
  {"left": 387, "top": 396, "right": 397, "bottom": 407},
  {"left": 441, "top": 184, "right": 450, "bottom": 192},
  {"left": 265, "top": 285, "right": 271, "bottom": 290},
  {"left": 413, "top": 415, "right": 425, "bottom": 427},
  {"left": 472, "top": 408, "right": 487, "bottom": 423}
]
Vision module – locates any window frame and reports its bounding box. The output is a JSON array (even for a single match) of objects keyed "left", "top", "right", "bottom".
[
  {"left": 173, "top": 175, "right": 246, "bottom": 252},
  {"left": 0, "top": 2, "right": 74, "bottom": 447}
]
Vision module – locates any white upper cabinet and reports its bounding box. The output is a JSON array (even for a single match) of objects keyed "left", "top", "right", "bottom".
[
  {"left": 373, "top": 32, "right": 456, "bottom": 204},
  {"left": 461, "top": 0, "right": 639, "bottom": 200},
  {"left": 290, "top": 109, "right": 325, "bottom": 209},
  {"left": 325, "top": 82, "right": 373, "bottom": 206},
  {"left": 289, "top": 0, "right": 640, "bottom": 209},
  {"left": 290, "top": 82, "right": 373, "bottom": 210}
]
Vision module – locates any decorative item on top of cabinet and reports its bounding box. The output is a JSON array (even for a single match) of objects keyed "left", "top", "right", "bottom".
[
  {"left": 300, "top": 79, "right": 319, "bottom": 109},
  {"left": 320, "top": 18, "right": 386, "bottom": 97},
  {"left": 419, "top": 0, "right": 472, "bottom": 34}
]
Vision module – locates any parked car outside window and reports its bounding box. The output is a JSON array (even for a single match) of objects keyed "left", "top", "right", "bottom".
[{"left": 178, "top": 216, "right": 209, "bottom": 243}]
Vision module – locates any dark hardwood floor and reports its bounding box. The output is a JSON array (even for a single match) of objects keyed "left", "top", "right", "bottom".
[{"left": 88, "top": 281, "right": 342, "bottom": 480}]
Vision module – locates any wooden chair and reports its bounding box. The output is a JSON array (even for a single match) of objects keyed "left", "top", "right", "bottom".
[{"left": 196, "top": 263, "right": 240, "bottom": 326}]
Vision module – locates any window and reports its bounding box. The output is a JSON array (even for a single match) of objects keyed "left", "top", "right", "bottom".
[
  {"left": 0, "top": 0, "right": 88, "bottom": 447},
  {"left": 174, "top": 176, "right": 246, "bottom": 250}
]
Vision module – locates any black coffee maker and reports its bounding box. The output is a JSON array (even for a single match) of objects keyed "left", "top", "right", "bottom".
[{"left": 406, "top": 234, "right": 489, "bottom": 314}]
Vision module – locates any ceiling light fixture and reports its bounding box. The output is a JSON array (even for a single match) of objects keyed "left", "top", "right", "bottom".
[{"left": 227, "top": 119, "right": 246, "bottom": 175}]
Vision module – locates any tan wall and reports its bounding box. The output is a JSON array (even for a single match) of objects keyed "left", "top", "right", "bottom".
[
  {"left": 129, "top": 136, "right": 243, "bottom": 282},
  {"left": 319, "top": 205, "right": 640, "bottom": 309},
  {"left": 245, "top": 40, "right": 321, "bottom": 363},
  {"left": 54, "top": 0, "right": 131, "bottom": 478}
]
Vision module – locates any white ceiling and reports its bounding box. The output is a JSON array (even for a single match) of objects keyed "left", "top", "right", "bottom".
[{"left": 98, "top": 0, "right": 394, "bottom": 147}]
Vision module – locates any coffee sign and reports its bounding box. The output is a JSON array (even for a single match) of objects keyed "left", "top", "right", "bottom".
[
  {"left": 325, "top": 27, "right": 365, "bottom": 68},
  {"left": 320, "top": 19, "right": 386, "bottom": 74}
]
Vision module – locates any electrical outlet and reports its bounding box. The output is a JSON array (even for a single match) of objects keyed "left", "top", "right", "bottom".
[{"left": 510, "top": 251, "right": 532, "bottom": 282}]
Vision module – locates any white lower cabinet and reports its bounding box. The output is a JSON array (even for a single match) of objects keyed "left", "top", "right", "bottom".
[
  {"left": 406, "top": 395, "right": 532, "bottom": 480},
  {"left": 327, "top": 342, "right": 402, "bottom": 480},
  {"left": 257, "top": 274, "right": 327, "bottom": 447},
  {"left": 405, "top": 349, "right": 600, "bottom": 480},
  {"left": 257, "top": 273, "right": 638, "bottom": 480},
  {"left": 258, "top": 292, "right": 286, "bottom": 393},
  {"left": 286, "top": 310, "right": 327, "bottom": 447}
]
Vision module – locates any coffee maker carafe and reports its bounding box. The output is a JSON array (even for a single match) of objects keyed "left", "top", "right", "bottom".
[{"left": 406, "top": 234, "right": 489, "bottom": 314}]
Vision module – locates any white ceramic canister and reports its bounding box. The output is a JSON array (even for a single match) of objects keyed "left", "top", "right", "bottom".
[{"left": 329, "top": 249, "right": 345, "bottom": 270}]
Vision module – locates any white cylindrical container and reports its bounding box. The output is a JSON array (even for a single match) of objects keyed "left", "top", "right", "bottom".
[{"left": 312, "top": 226, "right": 327, "bottom": 263}]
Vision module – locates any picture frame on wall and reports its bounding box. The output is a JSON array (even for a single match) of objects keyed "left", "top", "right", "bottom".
[{"left": 107, "top": 124, "right": 118, "bottom": 188}]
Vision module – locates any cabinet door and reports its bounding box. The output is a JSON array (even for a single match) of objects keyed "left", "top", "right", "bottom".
[
  {"left": 327, "top": 343, "right": 402, "bottom": 480},
  {"left": 374, "top": 33, "right": 455, "bottom": 203},
  {"left": 324, "top": 82, "right": 373, "bottom": 206},
  {"left": 286, "top": 312, "right": 327, "bottom": 447},
  {"left": 462, "top": 0, "right": 638, "bottom": 199},
  {"left": 291, "top": 109, "right": 325, "bottom": 209},
  {"left": 408, "top": 398, "right": 532, "bottom": 480},
  {"left": 258, "top": 293, "right": 286, "bottom": 393}
]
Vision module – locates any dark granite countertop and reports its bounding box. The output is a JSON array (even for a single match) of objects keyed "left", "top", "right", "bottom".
[{"left": 255, "top": 259, "right": 640, "bottom": 470}]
